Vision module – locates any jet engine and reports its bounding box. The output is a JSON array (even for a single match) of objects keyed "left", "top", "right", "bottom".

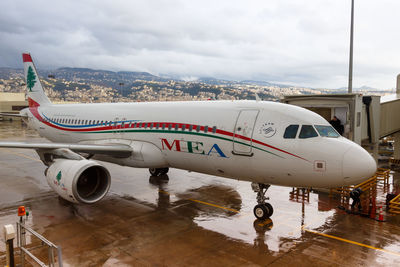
[{"left": 46, "top": 159, "right": 111, "bottom": 204}]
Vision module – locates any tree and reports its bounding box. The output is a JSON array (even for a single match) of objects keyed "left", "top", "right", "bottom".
[{"left": 26, "top": 66, "right": 36, "bottom": 92}]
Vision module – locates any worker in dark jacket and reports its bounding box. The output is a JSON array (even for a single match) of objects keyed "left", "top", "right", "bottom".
[{"left": 329, "top": 116, "right": 344, "bottom": 135}]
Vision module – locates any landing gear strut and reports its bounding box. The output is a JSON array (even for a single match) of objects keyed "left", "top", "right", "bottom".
[
  {"left": 252, "top": 183, "right": 274, "bottom": 220},
  {"left": 149, "top": 167, "right": 169, "bottom": 176}
]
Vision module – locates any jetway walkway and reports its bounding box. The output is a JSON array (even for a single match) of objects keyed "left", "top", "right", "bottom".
[{"left": 379, "top": 94, "right": 400, "bottom": 138}]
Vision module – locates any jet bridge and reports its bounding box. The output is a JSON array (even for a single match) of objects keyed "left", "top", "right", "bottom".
[
  {"left": 380, "top": 75, "right": 400, "bottom": 160},
  {"left": 281, "top": 93, "right": 380, "bottom": 146}
]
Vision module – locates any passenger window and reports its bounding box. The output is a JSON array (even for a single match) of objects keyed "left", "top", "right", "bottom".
[
  {"left": 175, "top": 124, "right": 179, "bottom": 131},
  {"left": 284, "top": 125, "right": 299, "bottom": 139},
  {"left": 204, "top": 126, "right": 208, "bottom": 133},
  {"left": 189, "top": 125, "right": 193, "bottom": 131},
  {"left": 212, "top": 126, "right": 217, "bottom": 133},
  {"left": 162, "top": 123, "right": 166, "bottom": 130},
  {"left": 299, "top": 125, "right": 318, "bottom": 139},
  {"left": 168, "top": 124, "right": 172, "bottom": 130},
  {"left": 182, "top": 125, "right": 186, "bottom": 131},
  {"left": 196, "top": 125, "right": 200, "bottom": 132}
]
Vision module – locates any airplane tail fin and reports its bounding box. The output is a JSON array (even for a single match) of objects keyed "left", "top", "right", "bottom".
[{"left": 22, "top": 53, "right": 52, "bottom": 107}]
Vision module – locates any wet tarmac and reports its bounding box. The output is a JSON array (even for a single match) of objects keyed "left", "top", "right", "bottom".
[{"left": 1, "top": 120, "right": 400, "bottom": 266}]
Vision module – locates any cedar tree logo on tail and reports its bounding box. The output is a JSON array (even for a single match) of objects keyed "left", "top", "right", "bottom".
[
  {"left": 56, "top": 171, "right": 62, "bottom": 184},
  {"left": 26, "top": 66, "right": 36, "bottom": 92}
]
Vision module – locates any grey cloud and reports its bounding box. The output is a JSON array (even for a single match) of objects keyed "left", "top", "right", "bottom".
[{"left": 0, "top": 0, "right": 399, "bottom": 89}]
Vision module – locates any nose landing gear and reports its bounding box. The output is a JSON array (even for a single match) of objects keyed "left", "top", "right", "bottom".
[
  {"left": 149, "top": 167, "right": 169, "bottom": 176},
  {"left": 252, "top": 183, "right": 274, "bottom": 220}
]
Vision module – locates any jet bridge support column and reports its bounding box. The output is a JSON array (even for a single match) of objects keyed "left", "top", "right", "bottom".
[
  {"left": 394, "top": 133, "right": 400, "bottom": 160},
  {"left": 394, "top": 75, "right": 400, "bottom": 161}
]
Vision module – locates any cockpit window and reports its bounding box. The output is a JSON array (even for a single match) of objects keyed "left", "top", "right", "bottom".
[
  {"left": 284, "top": 125, "right": 299, "bottom": 139},
  {"left": 314, "top": 125, "right": 340, "bottom": 138},
  {"left": 299, "top": 125, "right": 318, "bottom": 139}
]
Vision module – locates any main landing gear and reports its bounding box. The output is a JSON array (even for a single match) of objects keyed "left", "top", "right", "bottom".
[
  {"left": 252, "top": 183, "right": 274, "bottom": 220},
  {"left": 149, "top": 167, "right": 169, "bottom": 176}
]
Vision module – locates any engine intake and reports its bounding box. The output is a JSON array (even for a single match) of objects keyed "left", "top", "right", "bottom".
[{"left": 46, "top": 159, "right": 111, "bottom": 204}]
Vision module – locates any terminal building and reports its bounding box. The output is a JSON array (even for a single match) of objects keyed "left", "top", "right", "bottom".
[{"left": 0, "top": 92, "right": 28, "bottom": 120}]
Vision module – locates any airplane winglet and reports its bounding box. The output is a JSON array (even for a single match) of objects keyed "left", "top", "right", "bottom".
[{"left": 255, "top": 93, "right": 261, "bottom": 102}]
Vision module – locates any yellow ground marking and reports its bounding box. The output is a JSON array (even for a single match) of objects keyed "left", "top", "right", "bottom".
[
  {"left": 0, "top": 148, "right": 41, "bottom": 162},
  {"left": 159, "top": 189, "right": 239, "bottom": 213},
  {"left": 188, "top": 198, "right": 239, "bottom": 213},
  {"left": 303, "top": 226, "right": 400, "bottom": 257}
]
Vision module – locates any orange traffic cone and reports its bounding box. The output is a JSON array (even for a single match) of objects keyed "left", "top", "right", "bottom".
[{"left": 377, "top": 206, "right": 384, "bottom": 222}]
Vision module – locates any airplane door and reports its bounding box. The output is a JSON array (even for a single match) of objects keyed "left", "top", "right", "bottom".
[
  {"left": 233, "top": 110, "right": 259, "bottom": 156},
  {"left": 112, "top": 117, "right": 119, "bottom": 136},
  {"left": 113, "top": 116, "right": 126, "bottom": 138}
]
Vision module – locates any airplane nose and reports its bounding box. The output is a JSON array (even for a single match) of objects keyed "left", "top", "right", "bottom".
[{"left": 342, "top": 146, "right": 377, "bottom": 185}]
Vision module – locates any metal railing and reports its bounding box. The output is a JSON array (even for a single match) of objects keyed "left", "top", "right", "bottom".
[
  {"left": 376, "top": 168, "right": 390, "bottom": 184},
  {"left": 330, "top": 169, "right": 391, "bottom": 197},
  {"left": 389, "top": 194, "right": 400, "bottom": 215},
  {"left": 16, "top": 221, "right": 63, "bottom": 267},
  {"left": 390, "top": 158, "right": 400, "bottom": 164}
]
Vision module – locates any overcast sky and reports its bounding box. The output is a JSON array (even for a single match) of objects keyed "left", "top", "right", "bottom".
[{"left": 1, "top": 0, "right": 399, "bottom": 89}]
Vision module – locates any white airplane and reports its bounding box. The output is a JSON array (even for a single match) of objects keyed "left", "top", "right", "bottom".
[{"left": 0, "top": 53, "right": 376, "bottom": 220}]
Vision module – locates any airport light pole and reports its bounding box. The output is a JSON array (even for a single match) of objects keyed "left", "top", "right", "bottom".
[{"left": 348, "top": 0, "right": 354, "bottom": 93}]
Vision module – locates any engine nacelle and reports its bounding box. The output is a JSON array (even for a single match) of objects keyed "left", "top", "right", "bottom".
[{"left": 46, "top": 159, "right": 111, "bottom": 204}]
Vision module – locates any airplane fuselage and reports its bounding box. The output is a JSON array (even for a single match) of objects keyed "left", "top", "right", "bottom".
[{"left": 23, "top": 99, "right": 375, "bottom": 188}]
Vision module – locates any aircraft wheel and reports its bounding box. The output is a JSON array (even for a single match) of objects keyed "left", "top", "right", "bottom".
[
  {"left": 253, "top": 203, "right": 273, "bottom": 220},
  {"left": 149, "top": 167, "right": 169, "bottom": 176},
  {"left": 264, "top": 202, "right": 274, "bottom": 217},
  {"left": 159, "top": 167, "right": 169, "bottom": 175}
]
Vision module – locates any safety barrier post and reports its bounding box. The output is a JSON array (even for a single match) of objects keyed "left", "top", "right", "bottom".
[
  {"left": 3, "top": 224, "right": 16, "bottom": 267},
  {"left": 17, "top": 206, "right": 27, "bottom": 267}
]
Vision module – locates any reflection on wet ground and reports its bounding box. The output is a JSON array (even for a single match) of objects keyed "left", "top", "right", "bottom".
[{"left": 0, "top": 121, "right": 400, "bottom": 266}]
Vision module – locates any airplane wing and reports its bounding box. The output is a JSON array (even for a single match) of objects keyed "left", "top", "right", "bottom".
[
  {"left": 0, "top": 113, "right": 28, "bottom": 118},
  {"left": 0, "top": 142, "right": 133, "bottom": 157}
]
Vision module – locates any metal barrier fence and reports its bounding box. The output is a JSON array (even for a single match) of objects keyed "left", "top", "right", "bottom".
[
  {"left": 389, "top": 194, "right": 400, "bottom": 215},
  {"left": 376, "top": 168, "right": 390, "bottom": 184},
  {"left": 329, "top": 169, "right": 391, "bottom": 209},
  {"left": 16, "top": 220, "right": 63, "bottom": 267},
  {"left": 389, "top": 158, "right": 400, "bottom": 165}
]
